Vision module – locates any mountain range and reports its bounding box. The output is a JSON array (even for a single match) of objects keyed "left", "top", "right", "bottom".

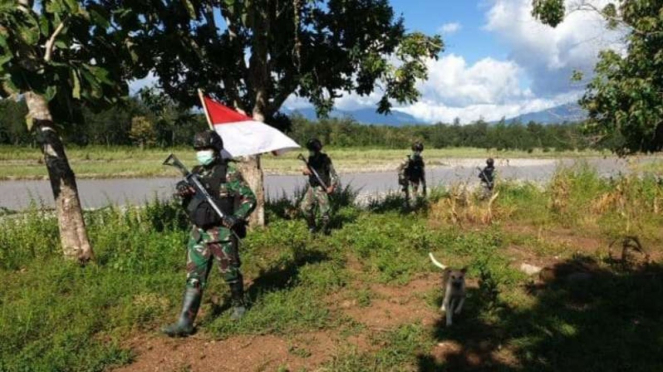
[{"left": 284, "top": 102, "right": 586, "bottom": 126}]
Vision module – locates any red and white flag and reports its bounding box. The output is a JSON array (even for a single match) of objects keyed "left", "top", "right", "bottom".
[{"left": 201, "top": 95, "right": 300, "bottom": 158}]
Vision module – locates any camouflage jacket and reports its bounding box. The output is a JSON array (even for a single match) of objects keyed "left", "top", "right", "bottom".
[
  {"left": 307, "top": 153, "right": 340, "bottom": 189},
  {"left": 398, "top": 153, "right": 426, "bottom": 183}
]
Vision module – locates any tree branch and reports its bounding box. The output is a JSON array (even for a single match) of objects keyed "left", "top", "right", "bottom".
[{"left": 44, "top": 21, "right": 66, "bottom": 63}]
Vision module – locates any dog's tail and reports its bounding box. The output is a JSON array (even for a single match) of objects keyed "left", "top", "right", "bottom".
[{"left": 428, "top": 252, "right": 447, "bottom": 270}]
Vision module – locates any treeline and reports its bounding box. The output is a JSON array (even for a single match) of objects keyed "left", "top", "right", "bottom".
[
  {"left": 288, "top": 115, "right": 594, "bottom": 151},
  {"left": 1, "top": 96, "right": 598, "bottom": 151}
]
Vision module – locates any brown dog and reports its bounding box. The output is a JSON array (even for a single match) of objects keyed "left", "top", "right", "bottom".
[{"left": 429, "top": 252, "right": 467, "bottom": 326}]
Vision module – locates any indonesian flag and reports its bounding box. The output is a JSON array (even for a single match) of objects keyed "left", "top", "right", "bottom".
[{"left": 202, "top": 95, "right": 300, "bottom": 157}]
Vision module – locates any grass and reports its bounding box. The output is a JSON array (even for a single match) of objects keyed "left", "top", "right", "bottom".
[
  {"left": 0, "top": 164, "right": 662, "bottom": 371},
  {"left": 0, "top": 145, "right": 612, "bottom": 180}
]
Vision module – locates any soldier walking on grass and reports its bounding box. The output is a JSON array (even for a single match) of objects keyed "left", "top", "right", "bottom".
[
  {"left": 162, "top": 130, "right": 256, "bottom": 337},
  {"left": 478, "top": 157, "right": 495, "bottom": 200},
  {"left": 300, "top": 138, "right": 340, "bottom": 235},
  {"left": 398, "top": 141, "right": 427, "bottom": 207}
]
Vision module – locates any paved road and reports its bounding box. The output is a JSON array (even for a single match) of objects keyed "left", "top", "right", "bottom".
[{"left": 0, "top": 157, "right": 648, "bottom": 211}]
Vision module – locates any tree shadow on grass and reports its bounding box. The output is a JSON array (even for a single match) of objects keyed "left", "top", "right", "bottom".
[
  {"left": 418, "top": 256, "right": 663, "bottom": 372},
  {"left": 208, "top": 245, "right": 331, "bottom": 317}
]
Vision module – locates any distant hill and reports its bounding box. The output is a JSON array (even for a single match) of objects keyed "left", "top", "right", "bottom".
[
  {"left": 504, "top": 102, "right": 586, "bottom": 124},
  {"left": 283, "top": 107, "right": 423, "bottom": 126},
  {"left": 284, "top": 101, "right": 586, "bottom": 126}
]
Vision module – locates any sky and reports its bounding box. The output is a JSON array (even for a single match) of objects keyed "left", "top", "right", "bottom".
[{"left": 131, "top": 0, "right": 624, "bottom": 124}]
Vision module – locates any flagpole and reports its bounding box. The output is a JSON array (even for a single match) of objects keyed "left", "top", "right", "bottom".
[{"left": 197, "top": 89, "right": 214, "bottom": 130}]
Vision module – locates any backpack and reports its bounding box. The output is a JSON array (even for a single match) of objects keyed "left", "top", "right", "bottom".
[{"left": 405, "top": 154, "right": 424, "bottom": 181}]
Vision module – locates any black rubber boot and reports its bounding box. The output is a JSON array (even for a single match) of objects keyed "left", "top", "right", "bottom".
[
  {"left": 162, "top": 287, "right": 202, "bottom": 337},
  {"left": 229, "top": 278, "right": 246, "bottom": 321},
  {"left": 321, "top": 215, "right": 331, "bottom": 236},
  {"left": 305, "top": 215, "right": 317, "bottom": 234}
]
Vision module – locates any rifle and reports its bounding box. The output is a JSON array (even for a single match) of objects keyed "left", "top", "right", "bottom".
[
  {"left": 297, "top": 153, "right": 331, "bottom": 194},
  {"left": 163, "top": 153, "right": 241, "bottom": 239},
  {"left": 476, "top": 166, "right": 494, "bottom": 188}
]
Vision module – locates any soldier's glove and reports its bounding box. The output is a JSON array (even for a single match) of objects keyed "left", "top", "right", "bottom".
[
  {"left": 176, "top": 180, "right": 195, "bottom": 197},
  {"left": 222, "top": 215, "right": 241, "bottom": 229}
]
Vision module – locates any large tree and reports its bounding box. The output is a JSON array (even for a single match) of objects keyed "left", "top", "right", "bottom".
[
  {"left": 119, "top": 0, "right": 442, "bottom": 225},
  {"left": 0, "top": 0, "right": 132, "bottom": 261},
  {"left": 532, "top": 0, "right": 663, "bottom": 155}
]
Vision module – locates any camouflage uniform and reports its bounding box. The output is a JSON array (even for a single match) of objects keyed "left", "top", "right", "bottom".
[
  {"left": 398, "top": 152, "right": 426, "bottom": 206},
  {"left": 185, "top": 162, "right": 256, "bottom": 290},
  {"left": 478, "top": 162, "right": 495, "bottom": 200},
  {"left": 300, "top": 152, "right": 340, "bottom": 233}
]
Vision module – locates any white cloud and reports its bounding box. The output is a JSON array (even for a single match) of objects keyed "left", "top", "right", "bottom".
[
  {"left": 438, "top": 22, "right": 462, "bottom": 35},
  {"left": 395, "top": 90, "right": 582, "bottom": 123},
  {"left": 483, "top": 0, "right": 625, "bottom": 96}
]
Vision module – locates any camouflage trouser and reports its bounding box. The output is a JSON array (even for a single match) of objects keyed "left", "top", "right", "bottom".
[
  {"left": 185, "top": 226, "right": 241, "bottom": 289},
  {"left": 300, "top": 185, "right": 331, "bottom": 219},
  {"left": 402, "top": 181, "right": 422, "bottom": 204},
  {"left": 480, "top": 182, "right": 493, "bottom": 200}
]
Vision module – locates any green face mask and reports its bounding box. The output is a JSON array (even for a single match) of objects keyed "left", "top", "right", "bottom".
[{"left": 196, "top": 150, "right": 215, "bottom": 166}]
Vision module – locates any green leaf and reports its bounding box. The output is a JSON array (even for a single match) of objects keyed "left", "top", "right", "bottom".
[
  {"left": 18, "top": 24, "right": 40, "bottom": 46},
  {"left": 44, "top": 85, "right": 57, "bottom": 101},
  {"left": 87, "top": 66, "right": 112, "bottom": 85},
  {"left": 71, "top": 70, "right": 80, "bottom": 99},
  {"left": 46, "top": 0, "right": 63, "bottom": 14},
  {"left": 64, "top": 0, "right": 79, "bottom": 13},
  {"left": 0, "top": 54, "right": 11, "bottom": 68},
  {"left": 182, "top": 0, "right": 196, "bottom": 18},
  {"left": 38, "top": 16, "right": 51, "bottom": 37}
]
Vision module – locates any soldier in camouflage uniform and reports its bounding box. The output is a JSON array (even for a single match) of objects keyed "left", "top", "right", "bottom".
[
  {"left": 300, "top": 138, "right": 340, "bottom": 235},
  {"left": 162, "top": 130, "right": 256, "bottom": 337},
  {"left": 478, "top": 157, "right": 495, "bottom": 200},
  {"left": 398, "top": 141, "right": 427, "bottom": 207}
]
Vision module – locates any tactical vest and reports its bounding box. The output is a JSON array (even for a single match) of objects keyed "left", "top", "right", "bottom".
[
  {"left": 405, "top": 154, "right": 424, "bottom": 181},
  {"left": 480, "top": 165, "right": 495, "bottom": 184},
  {"left": 308, "top": 153, "right": 331, "bottom": 187},
  {"left": 186, "top": 161, "right": 235, "bottom": 229}
]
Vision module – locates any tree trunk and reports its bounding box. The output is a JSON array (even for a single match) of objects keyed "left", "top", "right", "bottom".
[
  {"left": 238, "top": 107, "right": 266, "bottom": 227},
  {"left": 24, "top": 92, "right": 93, "bottom": 262},
  {"left": 238, "top": 155, "right": 265, "bottom": 227}
]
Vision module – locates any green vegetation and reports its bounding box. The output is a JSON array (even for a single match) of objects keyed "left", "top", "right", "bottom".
[
  {"left": 0, "top": 145, "right": 609, "bottom": 180},
  {"left": 1, "top": 164, "right": 662, "bottom": 371}
]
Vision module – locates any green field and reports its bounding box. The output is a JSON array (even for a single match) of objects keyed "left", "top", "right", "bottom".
[
  {"left": 0, "top": 145, "right": 610, "bottom": 180},
  {"left": 1, "top": 165, "right": 661, "bottom": 371}
]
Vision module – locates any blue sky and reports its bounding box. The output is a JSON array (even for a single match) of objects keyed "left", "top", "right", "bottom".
[{"left": 389, "top": 0, "right": 505, "bottom": 64}]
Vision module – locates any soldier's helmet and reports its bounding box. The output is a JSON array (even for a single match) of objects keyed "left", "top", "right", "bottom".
[
  {"left": 306, "top": 138, "right": 323, "bottom": 152},
  {"left": 486, "top": 158, "right": 494, "bottom": 166},
  {"left": 412, "top": 141, "right": 424, "bottom": 152},
  {"left": 193, "top": 130, "right": 224, "bottom": 152}
]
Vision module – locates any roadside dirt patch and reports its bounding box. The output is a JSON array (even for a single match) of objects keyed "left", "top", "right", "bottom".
[{"left": 114, "top": 331, "right": 337, "bottom": 372}]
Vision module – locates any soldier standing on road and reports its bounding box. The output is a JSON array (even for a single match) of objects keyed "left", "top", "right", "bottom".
[
  {"left": 398, "top": 141, "right": 427, "bottom": 207},
  {"left": 162, "top": 130, "right": 256, "bottom": 337},
  {"left": 478, "top": 157, "right": 496, "bottom": 200},
  {"left": 300, "top": 138, "right": 340, "bottom": 235}
]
